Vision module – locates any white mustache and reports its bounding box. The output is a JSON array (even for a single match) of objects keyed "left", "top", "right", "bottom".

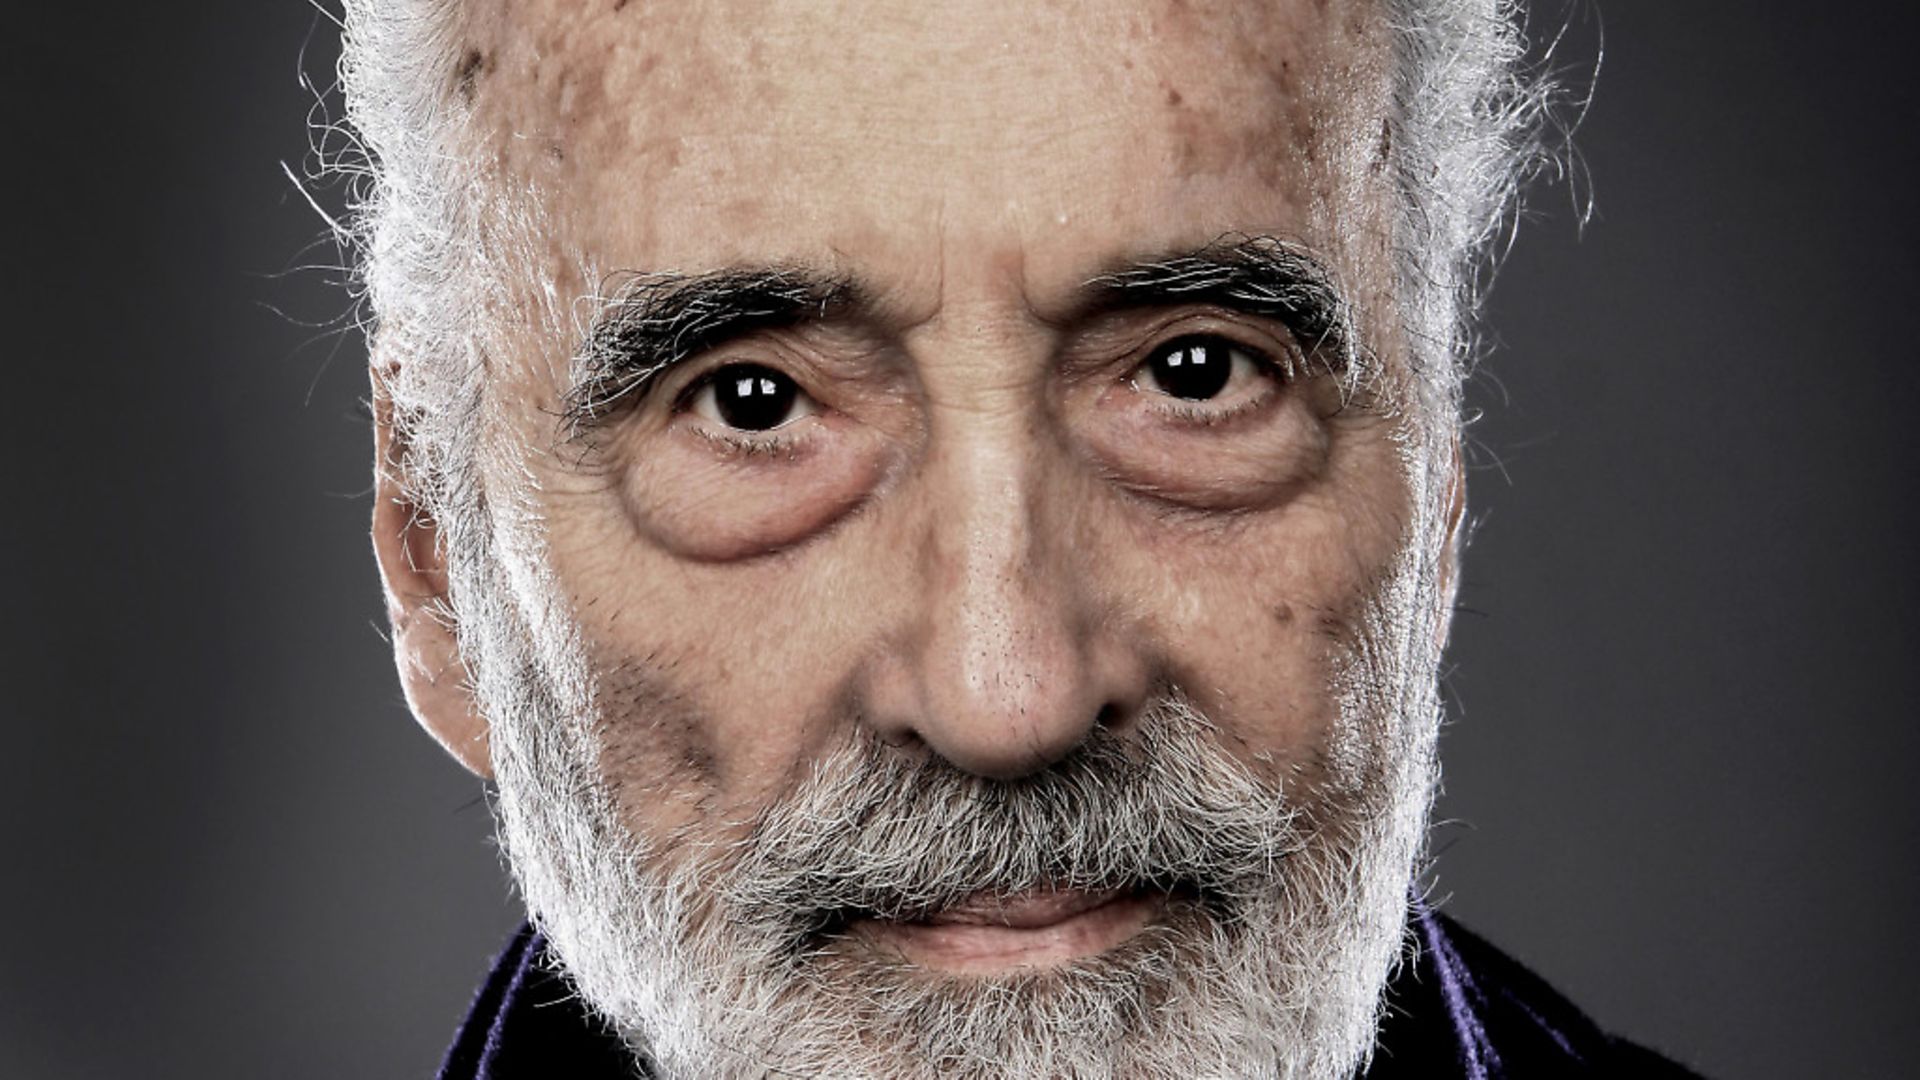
[{"left": 716, "top": 697, "right": 1308, "bottom": 933}]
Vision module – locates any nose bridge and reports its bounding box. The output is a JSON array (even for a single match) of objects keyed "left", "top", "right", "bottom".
[
  {"left": 936, "top": 421, "right": 1057, "bottom": 679},
  {"left": 896, "top": 401, "right": 1119, "bottom": 779}
]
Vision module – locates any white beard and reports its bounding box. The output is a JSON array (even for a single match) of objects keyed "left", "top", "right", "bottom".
[{"left": 453, "top": 493, "right": 1443, "bottom": 1080}]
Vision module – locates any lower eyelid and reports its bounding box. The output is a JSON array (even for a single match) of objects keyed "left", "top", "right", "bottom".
[
  {"left": 688, "top": 420, "right": 814, "bottom": 460},
  {"left": 1149, "top": 391, "right": 1274, "bottom": 427}
]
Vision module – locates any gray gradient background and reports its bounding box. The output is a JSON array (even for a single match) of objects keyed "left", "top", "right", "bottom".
[{"left": 3, "top": 3, "right": 1913, "bottom": 1077}]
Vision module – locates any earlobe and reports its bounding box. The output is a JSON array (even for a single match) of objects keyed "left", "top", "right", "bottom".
[{"left": 370, "top": 383, "right": 494, "bottom": 779}]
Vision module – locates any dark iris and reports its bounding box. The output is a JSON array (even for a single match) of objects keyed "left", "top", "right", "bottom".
[
  {"left": 1145, "top": 336, "right": 1234, "bottom": 400},
  {"left": 710, "top": 363, "right": 800, "bottom": 431}
]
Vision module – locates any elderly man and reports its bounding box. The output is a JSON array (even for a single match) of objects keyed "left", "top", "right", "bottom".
[{"left": 340, "top": 0, "right": 1698, "bottom": 1076}]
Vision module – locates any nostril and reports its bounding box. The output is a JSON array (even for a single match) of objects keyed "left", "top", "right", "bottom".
[{"left": 876, "top": 727, "right": 924, "bottom": 752}]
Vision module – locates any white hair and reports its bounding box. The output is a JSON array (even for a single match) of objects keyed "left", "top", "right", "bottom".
[{"left": 1379, "top": 0, "right": 1557, "bottom": 413}]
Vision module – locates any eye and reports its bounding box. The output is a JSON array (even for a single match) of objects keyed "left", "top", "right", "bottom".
[
  {"left": 687, "top": 362, "right": 817, "bottom": 432},
  {"left": 1129, "top": 334, "right": 1272, "bottom": 402}
]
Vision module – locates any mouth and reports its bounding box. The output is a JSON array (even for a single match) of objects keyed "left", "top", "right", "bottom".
[{"left": 848, "top": 886, "right": 1166, "bottom": 974}]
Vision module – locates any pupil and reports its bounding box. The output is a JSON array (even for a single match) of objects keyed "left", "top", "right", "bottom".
[
  {"left": 713, "top": 363, "right": 797, "bottom": 431},
  {"left": 1151, "top": 337, "right": 1232, "bottom": 400}
]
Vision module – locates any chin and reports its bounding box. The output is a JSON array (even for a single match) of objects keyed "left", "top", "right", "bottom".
[{"left": 490, "top": 690, "right": 1435, "bottom": 1080}]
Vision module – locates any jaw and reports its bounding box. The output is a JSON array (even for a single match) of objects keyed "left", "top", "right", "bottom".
[{"left": 487, "top": 698, "right": 1437, "bottom": 1080}]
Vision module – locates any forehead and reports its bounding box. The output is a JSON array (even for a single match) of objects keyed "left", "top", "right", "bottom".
[{"left": 461, "top": 0, "right": 1390, "bottom": 315}]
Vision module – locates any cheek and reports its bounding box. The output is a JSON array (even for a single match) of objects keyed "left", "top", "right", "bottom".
[
  {"left": 1113, "top": 438, "right": 1412, "bottom": 773},
  {"left": 540, "top": 503, "right": 876, "bottom": 836},
  {"left": 581, "top": 624, "right": 845, "bottom": 844},
  {"left": 588, "top": 652, "right": 727, "bottom": 838}
]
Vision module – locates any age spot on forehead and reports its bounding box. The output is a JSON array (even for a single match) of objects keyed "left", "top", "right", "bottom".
[{"left": 1127, "top": 0, "right": 1383, "bottom": 186}]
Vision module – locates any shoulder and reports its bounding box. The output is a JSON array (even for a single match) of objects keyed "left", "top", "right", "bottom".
[{"left": 1400, "top": 910, "right": 1707, "bottom": 1079}]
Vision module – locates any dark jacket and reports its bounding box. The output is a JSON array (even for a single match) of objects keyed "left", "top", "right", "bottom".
[{"left": 440, "top": 907, "right": 1703, "bottom": 1079}]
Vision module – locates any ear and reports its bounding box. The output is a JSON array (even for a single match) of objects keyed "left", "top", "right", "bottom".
[
  {"left": 370, "top": 380, "right": 494, "bottom": 778},
  {"left": 1434, "top": 434, "right": 1467, "bottom": 654}
]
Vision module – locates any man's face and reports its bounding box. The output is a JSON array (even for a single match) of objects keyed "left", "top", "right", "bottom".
[{"left": 394, "top": 0, "right": 1461, "bottom": 1075}]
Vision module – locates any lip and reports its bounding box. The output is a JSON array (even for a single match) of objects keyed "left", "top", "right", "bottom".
[{"left": 854, "top": 887, "right": 1161, "bottom": 974}]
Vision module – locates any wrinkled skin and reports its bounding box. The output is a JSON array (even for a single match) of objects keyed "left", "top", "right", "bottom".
[{"left": 373, "top": 0, "right": 1463, "bottom": 1074}]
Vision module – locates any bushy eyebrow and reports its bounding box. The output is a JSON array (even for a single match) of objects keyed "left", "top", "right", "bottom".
[
  {"left": 561, "top": 234, "right": 1359, "bottom": 435},
  {"left": 563, "top": 268, "right": 858, "bottom": 434},
  {"left": 1076, "top": 234, "right": 1359, "bottom": 377}
]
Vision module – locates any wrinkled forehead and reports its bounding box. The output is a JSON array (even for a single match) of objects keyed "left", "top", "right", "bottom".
[{"left": 456, "top": 0, "right": 1392, "bottom": 315}]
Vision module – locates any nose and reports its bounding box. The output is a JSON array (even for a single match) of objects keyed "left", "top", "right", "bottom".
[{"left": 865, "top": 421, "right": 1150, "bottom": 780}]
